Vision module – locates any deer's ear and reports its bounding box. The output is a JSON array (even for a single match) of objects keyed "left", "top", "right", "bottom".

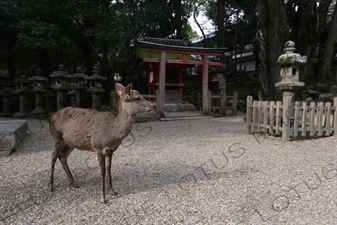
[
  {"left": 115, "top": 82, "right": 125, "bottom": 96},
  {"left": 119, "top": 83, "right": 132, "bottom": 100},
  {"left": 124, "top": 83, "right": 132, "bottom": 94}
]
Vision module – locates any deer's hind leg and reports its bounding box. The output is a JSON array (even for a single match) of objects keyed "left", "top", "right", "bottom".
[{"left": 58, "top": 144, "right": 78, "bottom": 188}]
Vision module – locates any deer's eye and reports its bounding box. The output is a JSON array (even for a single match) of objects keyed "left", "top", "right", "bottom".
[{"left": 135, "top": 97, "right": 141, "bottom": 101}]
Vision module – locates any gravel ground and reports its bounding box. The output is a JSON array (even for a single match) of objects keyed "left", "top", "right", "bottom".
[{"left": 1, "top": 114, "right": 337, "bottom": 224}]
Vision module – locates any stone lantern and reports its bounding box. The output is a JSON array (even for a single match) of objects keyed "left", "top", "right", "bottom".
[
  {"left": 49, "top": 64, "right": 71, "bottom": 110},
  {"left": 86, "top": 66, "right": 107, "bottom": 110},
  {"left": 0, "top": 80, "right": 15, "bottom": 117},
  {"left": 275, "top": 40, "right": 307, "bottom": 101},
  {"left": 68, "top": 67, "right": 88, "bottom": 107},
  {"left": 29, "top": 68, "right": 48, "bottom": 117},
  {"left": 13, "top": 75, "right": 31, "bottom": 118}
]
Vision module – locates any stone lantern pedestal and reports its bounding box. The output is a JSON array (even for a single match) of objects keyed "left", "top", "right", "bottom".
[
  {"left": 86, "top": 66, "right": 107, "bottom": 110},
  {"left": 49, "top": 64, "right": 71, "bottom": 111},
  {"left": 275, "top": 40, "right": 307, "bottom": 102},
  {"left": 13, "top": 75, "right": 31, "bottom": 118},
  {"left": 29, "top": 68, "right": 48, "bottom": 118},
  {"left": 43, "top": 86, "right": 56, "bottom": 114},
  {"left": 0, "top": 82, "right": 15, "bottom": 117}
]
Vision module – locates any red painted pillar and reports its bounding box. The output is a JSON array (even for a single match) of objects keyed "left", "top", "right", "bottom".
[
  {"left": 202, "top": 54, "right": 209, "bottom": 114},
  {"left": 159, "top": 51, "right": 166, "bottom": 114}
]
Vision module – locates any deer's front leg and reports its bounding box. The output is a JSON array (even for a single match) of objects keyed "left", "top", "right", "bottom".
[
  {"left": 97, "top": 153, "right": 106, "bottom": 203},
  {"left": 104, "top": 148, "right": 118, "bottom": 196}
]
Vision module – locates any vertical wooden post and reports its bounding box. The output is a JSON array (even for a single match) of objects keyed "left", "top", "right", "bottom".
[
  {"left": 301, "top": 102, "right": 307, "bottom": 137},
  {"left": 275, "top": 101, "right": 281, "bottom": 136},
  {"left": 233, "top": 91, "right": 238, "bottom": 115},
  {"left": 208, "top": 90, "right": 212, "bottom": 112},
  {"left": 156, "top": 89, "right": 160, "bottom": 115},
  {"left": 317, "top": 102, "right": 323, "bottom": 136},
  {"left": 202, "top": 54, "right": 209, "bottom": 114},
  {"left": 325, "top": 102, "right": 331, "bottom": 136},
  {"left": 334, "top": 97, "right": 337, "bottom": 136},
  {"left": 159, "top": 51, "right": 166, "bottom": 115},
  {"left": 197, "top": 92, "right": 201, "bottom": 110},
  {"left": 293, "top": 101, "right": 299, "bottom": 137},
  {"left": 309, "top": 102, "right": 316, "bottom": 136},
  {"left": 269, "top": 101, "right": 275, "bottom": 135},
  {"left": 262, "top": 101, "right": 268, "bottom": 133},
  {"left": 246, "top": 96, "right": 253, "bottom": 134},
  {"left": 220, "top": 91, "right": 226, "bottom": 115},
  {"left": 282, "top": 95, "right": 291, "bottom": 142}
]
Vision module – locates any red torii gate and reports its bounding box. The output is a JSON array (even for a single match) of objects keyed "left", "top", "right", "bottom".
[{"left": 136, "top": 37, "right": 227, "bottom": 114}]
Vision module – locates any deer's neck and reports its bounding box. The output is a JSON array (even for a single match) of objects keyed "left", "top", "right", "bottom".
[{"left": 115, "top": 104, "right": 136, "bottom": 136}]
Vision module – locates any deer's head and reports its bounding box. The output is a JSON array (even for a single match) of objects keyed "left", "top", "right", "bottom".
[{"left": 115, "top": 82, "right": 156, "bottom": 116}]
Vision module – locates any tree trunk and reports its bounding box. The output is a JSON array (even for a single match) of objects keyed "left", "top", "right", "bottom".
[
  {"left": 318, "top": 2, "right": 337, "bottom": 81},
  {"left": 289, "top": 0, "right": 332, "bottom": 82},
  {"left": 173, "top": 0, "right": 183, "bottom": 39},
  {"left": 217, "top": 0, "right": 225, "bottom": 48},
  {"left": 256, "top": 0, "right": 288, "bottom": 101}
]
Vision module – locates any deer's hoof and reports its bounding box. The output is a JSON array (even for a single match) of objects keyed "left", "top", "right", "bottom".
[
  {"left": 108, "top": 190, "right": 118, "bottom": 196},
  {"left": 50, "top": 187, "right": 55, "bottom": 192}
]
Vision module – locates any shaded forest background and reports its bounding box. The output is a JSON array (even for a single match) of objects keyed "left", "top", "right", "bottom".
[{"left": 0, "top": 0, "right": 337, "bottom": 101}]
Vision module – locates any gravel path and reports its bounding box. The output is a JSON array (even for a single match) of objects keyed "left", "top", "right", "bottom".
[{"left": 1, "top": 114, "right": 337, "bottom": 224}]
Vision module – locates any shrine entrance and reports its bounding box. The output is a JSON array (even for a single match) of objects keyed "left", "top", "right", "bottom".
[{"left": 136, "top": 37, "right": 227, "bottom": 116}]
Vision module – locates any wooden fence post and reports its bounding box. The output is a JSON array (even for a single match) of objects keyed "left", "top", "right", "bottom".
[
  {"left": 282, "top": 95, "right": 292, "bottom": 141},
  {"left": 206, "top": 91, "right": 211, "bottom": 115},
  {"left": 156, "top": 89, "right": 160, "bottom": 116},
  {"left": 233, "top": 91, "right": 238, "bottom": 115},
  {"left": 220, "top": 92, "right": 226, "bottom": 115},
  {"left": 197, "top": 92, "right": 201, "bottom": 110},
  {"left": 246, "top": 95, "right": 253, "bottom": 134},
  {"left": 332, "top": 97, "right": 337, "bottom": 135}
]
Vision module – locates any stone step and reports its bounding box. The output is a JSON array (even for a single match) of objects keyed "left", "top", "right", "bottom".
[{"left": 0, "top": 120, "right": 27, "bottom": 156}]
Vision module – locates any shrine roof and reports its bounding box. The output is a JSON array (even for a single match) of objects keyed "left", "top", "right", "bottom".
[{"left": 137, "top": 36, "right": 227, "bottom": 54}]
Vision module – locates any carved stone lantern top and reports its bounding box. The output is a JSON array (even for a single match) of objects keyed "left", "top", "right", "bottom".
[
  {"left": 13, "top": 74, "right": 31, "bottom": 94},
  {"left": 70, "top": 67, "right": 88, "bottom": 90},
  {"left": 29, "top": 68, "right": 48, "bottom": 92},
  {"left": 275, "top": 41, "right": 306, "bottom": 92},
  {"left": 276, "top": 41, "right": 307, "bottom": 67},
  {"left": 49, "top": 64, "right": 72, "bottom": 91},
  {"left": 85, "top": 66, "right": 107, "bottom": 93}
]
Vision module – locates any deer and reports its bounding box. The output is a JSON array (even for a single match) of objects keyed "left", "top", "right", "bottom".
[{"left": 48, "top": 82, "right": 156, "bottom": 203}]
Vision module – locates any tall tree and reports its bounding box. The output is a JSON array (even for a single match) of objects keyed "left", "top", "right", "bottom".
[
  {"left": 256, "top": 0, "right": 288, "bottom": 100},
  {"left": 318, "top": 1, "right": 337, "bottom": 81},
  {"left": 287, "top": 0, "right": 333, "bottom": 82},
  {"left": 217, "top": 0, "right": 225, "bottom": 48}
]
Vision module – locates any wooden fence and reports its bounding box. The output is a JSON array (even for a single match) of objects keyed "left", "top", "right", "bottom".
[
  {"left": 111, "top": 90, "right": 238, "bottom": 115},
  {"left": 246, "top": 95, "right": 337, "bottom": 141},
  {"left": 184, "top": 91, "right": 238, "bottom": 115}
]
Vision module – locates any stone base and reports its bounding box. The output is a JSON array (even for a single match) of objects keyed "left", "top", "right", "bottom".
[
  {"left": 275, "top": 81, "right": 304, "bottom": 91},
  {"left": 0, "top": 113, "right": 13, "bottom": 117},
  {"left": 12, "top": 112, "right": 29, "bottom": 119},
  {"left": 0, "top": 120, "right": 27, "bottom": 156},
  {"left": 29, "top": 109, "right": 47, "bottom": 118}
]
